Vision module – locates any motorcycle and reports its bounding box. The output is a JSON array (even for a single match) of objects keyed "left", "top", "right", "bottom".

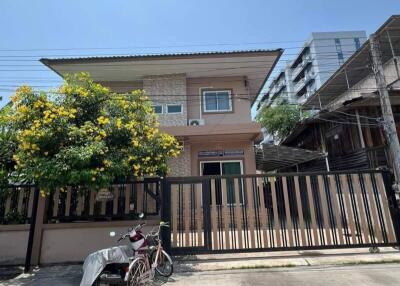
[{"left": 80, "top": 214, "right": 173, "bottom": 286}]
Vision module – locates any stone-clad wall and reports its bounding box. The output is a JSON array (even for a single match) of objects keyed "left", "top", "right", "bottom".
[
  {"left": 167, "top": 143, "right": 191, "bottom": 177},
  {"left": 143, "top": 74, "right": 187, "bottom": 127}
]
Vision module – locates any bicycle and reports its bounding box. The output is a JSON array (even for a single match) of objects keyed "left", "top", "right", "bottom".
[{"left": 127, "top": 221, "right": 173, "bottom": 285}]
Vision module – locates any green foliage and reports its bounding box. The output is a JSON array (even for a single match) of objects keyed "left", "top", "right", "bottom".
[
  {"left": 256, "top": 103, "right": 305, "bottom": 141},
  {"left": 0, "top": 104, "right": 17, "bottom": 186},
  {"left": 8, "top": 73, "right": 181, "bottom": 194},
  {"left": 4, "top": 210, "right": 26, "bottom": 224}
]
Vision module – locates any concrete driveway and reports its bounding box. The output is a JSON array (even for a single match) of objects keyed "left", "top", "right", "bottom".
[{"left": 2, "top": 263, "right": 400, "bottom": 286}]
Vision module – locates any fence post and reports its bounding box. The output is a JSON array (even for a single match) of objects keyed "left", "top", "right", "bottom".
[
  {"left": 202, "top": 179, "right": 212, "bottom": 251},
  {"left": 160, "top": 177, "right": 171, "bottom": 253},
  {"left": 381, "top": 170, "right": 400, "bottom": 246},
  {"left": 24, "top": 186, "right": 39, "bottom": 272}
]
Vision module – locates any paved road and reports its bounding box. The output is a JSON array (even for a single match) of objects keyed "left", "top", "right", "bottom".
[
  {"left": 2, "top": 264, "right": 400, "bottom": 285},
  {"left": 167, "top": 264, "right": 400, "bottom": 286}
]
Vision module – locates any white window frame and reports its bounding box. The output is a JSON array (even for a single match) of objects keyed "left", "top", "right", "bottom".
[
  {"left": 202, "top": 90, "right": 233, "bottom": 113},
  {"left": 153, "top": 104, "right": 163, "bottom": 114},
  {"left": 200, "top": 160, "right": 244, "bottom": 206},
  {"left": 166, "top": 104, "right": 183, "bottom": 114}
]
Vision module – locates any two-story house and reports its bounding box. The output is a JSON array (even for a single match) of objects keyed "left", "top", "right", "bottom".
[{"left": 41, "top": 50, "right": 282, "bottom": 177}]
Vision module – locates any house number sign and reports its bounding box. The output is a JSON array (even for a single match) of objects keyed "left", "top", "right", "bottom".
[
  {"left": 198, "top": 149, "right": 244, "bottom": 158},
  {"left": 96, "top": 189, "right": 114, "bottom": 201}
]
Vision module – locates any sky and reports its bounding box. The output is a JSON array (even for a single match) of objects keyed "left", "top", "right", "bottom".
[{"left": 0, "top": 0, "right": 399, "bottom": 111}]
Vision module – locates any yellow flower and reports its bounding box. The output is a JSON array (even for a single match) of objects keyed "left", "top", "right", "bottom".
[
  {"left": 97, "top": 116, "right": 110, "bottom": 125},
  {"left": 116, "top": 118, "right": 122, "bottom": 129}
]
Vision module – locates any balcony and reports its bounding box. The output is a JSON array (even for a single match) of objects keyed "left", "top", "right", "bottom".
[
  {"left": 269, "top": 80, "right": 286, "bottom": 98},
  {"left": 291, "top": 55, "right": 313, "bottom": 81},
  {"left": 294, "top": 72, "right": 315, "bottom": 95},
  {"left": 297, "top": 91, "right": 313, "bottom": 104}
]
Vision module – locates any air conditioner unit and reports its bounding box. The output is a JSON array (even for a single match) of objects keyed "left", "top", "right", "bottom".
[{"left": 188, "top": 119, "right": 205, "bottom": 126}]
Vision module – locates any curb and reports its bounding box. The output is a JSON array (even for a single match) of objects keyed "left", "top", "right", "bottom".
[{"left": 174, "top": 254, "right": 400, "bottom": 273}]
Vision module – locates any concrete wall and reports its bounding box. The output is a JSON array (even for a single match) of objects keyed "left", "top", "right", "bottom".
[
  {"left": 0, "top": 225, "right": 29, "bottom": 265},
  {"left": 40, "top": 220, "right": 158, "bottom": 264},
  {"left": 0, "top": 220, "right": 159, "bottom": 265}
]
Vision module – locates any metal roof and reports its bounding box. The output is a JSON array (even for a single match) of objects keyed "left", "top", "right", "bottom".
[
  {"left": 40, "top": 49, "right": 283, "bottom": 105},
  {"left": 40, "top": 49, "right": 282, "bottom": 63},
  {"left": 302, "top": 15, "right": 400, "bottom": 110},
  {"left": 255, "top": 144, "right": 325, "bottom": 172}
]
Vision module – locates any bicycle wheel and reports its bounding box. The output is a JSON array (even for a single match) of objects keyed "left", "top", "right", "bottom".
[
  {"left": 128, "top": 258, "right": 147, "bottom": 286},
  {"left": 150, "top": 249, "right": 173, "bottom": 277}
]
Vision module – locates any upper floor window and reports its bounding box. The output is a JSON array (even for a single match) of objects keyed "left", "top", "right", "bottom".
[
  {"left": 335, "top": 38, "right": 344, "bottom": 65},
  {"left": 354, "top": 37, "right": 361, "bottom": 50},
  {"left": 166, "top": 104, "right": 183, "bottom": 114},
  {"left": 203, "top": 90, "right": 232, "bottom": 112},
  {"left": 153, "top": 105, "right": 163, "bottom": 114}
]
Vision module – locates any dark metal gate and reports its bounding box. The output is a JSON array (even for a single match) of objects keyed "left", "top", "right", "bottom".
[{"left": 161, "top": 170, "right": 400, "bottom": 255}]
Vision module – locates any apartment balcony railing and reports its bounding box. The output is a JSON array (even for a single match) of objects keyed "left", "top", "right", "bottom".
[
  {"left": 270, "top": 80, "right": 286, "bottom": 98},
  {"left": 294, "top": 72, "right": 315, "bottom": 94},
  {"left": 297, "top": 90, "right": 313, "bottom": 104},
  {"left": 291, "top": 55, "right": 313, "bottom": 81}
]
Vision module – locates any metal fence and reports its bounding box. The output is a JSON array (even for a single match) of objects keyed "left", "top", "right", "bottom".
[
  {"left": 45, "top": 179, "right": 160, "bottom": 223},
  {"left": 0, "top": 184, "right": 36, "bottom": 224},
  {"left": 162, "top": 170, "right": 400, "bottom": 255},
  {"left": 0, "top": 179, "right": 160, "bottom": 225}
]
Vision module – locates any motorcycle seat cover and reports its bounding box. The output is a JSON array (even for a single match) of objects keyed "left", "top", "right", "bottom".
[{"left": 80, "top": 245, "right": 133, "bottom": 286}]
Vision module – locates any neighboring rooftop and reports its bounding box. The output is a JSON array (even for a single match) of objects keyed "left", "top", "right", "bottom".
[{"left": 303, "top": 15, "right": 400, "bottom": 109}]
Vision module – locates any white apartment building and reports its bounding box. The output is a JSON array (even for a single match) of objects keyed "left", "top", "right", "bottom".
[{"left": 259, "top": 31, "right": 367, "bottom": 109}]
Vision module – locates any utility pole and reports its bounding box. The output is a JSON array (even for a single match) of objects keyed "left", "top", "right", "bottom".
[{"left": 370, "top": 33, "right": 400, "bottom": 185}]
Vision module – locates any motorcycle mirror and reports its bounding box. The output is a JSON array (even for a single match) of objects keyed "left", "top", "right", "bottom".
[
  {"left": 109, "top": 231, "right": 116, "bottom": 237},
  {"left": 138, "top": 213, "right": 145, "bottom": 219}
]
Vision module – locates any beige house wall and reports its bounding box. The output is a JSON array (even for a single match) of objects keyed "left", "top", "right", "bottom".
[
  {"left": 98, "top": 81, "right": 143, "bottom": 93},
  {"left": 186, "top": 76, "right": 252, "bottom": 125},
  {"left": 190, "top": 140, "right": 256, "bottom": 176}
]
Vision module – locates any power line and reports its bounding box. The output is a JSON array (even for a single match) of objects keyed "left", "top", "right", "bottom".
[{"left": 0, "top": 38, "right": 371, "bottom": 52}]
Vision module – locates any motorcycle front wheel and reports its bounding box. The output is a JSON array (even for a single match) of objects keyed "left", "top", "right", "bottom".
[{"left": 150, "top": 249, "right": 173, "bottom": 277}]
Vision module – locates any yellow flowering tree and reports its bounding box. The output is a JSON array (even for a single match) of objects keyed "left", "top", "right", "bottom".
[
  {"left": 0, "top": 104, "right": 17, "bottom": 187},
  {"left": 10, "top": 73, "right": 180, "bottom": 194}
]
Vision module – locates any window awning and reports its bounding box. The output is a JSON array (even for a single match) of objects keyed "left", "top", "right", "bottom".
[{"left": 255, "top": 144, "right": 325, "bottom": 172}]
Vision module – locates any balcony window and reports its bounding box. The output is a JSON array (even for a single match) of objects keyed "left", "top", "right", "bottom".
[
  {"left": 354, "top": 37, "right": 361, "bottom": 50},
  {"left": 153, "top": 105, "right": 163, "bottom": 114},
  {"left": 167, "top": 104, "right": 182, "bottom": 114},
  {"left": 203, "top": 90, "right": 232, "bottom": 112}
]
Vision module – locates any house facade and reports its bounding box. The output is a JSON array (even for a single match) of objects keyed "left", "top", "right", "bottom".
[{"left": 41, "top": 50, "right": 282, "bottom": 177}]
